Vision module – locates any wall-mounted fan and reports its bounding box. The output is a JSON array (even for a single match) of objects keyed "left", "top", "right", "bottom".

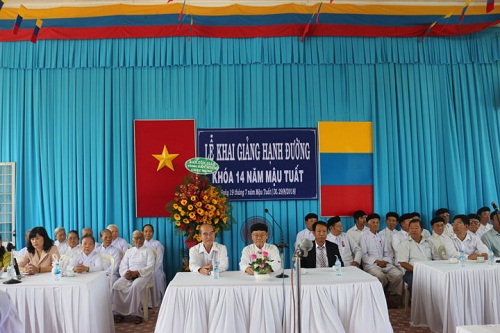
[{"left": 240, "top": 216, "right": 273, "bottom": 245}]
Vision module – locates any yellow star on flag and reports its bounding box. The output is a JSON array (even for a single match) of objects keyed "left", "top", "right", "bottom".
[{"left": 152, "top": 145, "right": 179, "bottom": 172}]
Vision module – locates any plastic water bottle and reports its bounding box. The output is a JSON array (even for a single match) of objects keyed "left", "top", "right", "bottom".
[
  {"left": 6, "top": 264, "right": 15, "bottom": 279},
  {"left": 212, "top": 260, "right": 219, "bottom": 279},
  {"left": 488, "top": 248, "right": 495, "bottom": 266},
  {"left": 458, "top": 251, "right": 466, "bottom": 267},
  {"left": 53, "top": 262, "right": 62, "bottom": 281},
  {"left": 334, "top": 255, "right": 342, "bottom": 276}
]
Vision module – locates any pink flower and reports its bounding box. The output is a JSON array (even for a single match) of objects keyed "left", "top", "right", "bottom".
[
  {"left": 259, "top": 263, "right": 265, "bottom": 268},
  {"left": 262, "top": 251, "right": 268, "bottom": 257},
  {"left": 250, "top": 254, "right": 257, "bottom": 260}
]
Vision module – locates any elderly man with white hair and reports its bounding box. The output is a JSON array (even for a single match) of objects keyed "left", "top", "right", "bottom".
[
  {"left": 112, "top": 230, "right": 155, "bottom": 324},
  {"left": 107, "top": 224, "right": 130, "bottom": 252}
]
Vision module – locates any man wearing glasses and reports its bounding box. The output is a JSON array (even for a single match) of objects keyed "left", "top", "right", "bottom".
[
  {"left": 240, "top": 223, "right": 281, "bottom": 275},
  {"left": 189, "top": 224, "right": 229, "bottom": 275},
  {"left": 112, "top": 230, "right": 155, "bottom": 325},
  {"left": 444, "top": 215, "right": 489, "bottom": 260}
]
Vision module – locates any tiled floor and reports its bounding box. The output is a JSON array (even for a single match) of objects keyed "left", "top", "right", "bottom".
[{"left": 115, "top": 306, "right": 431, "bottom": 333}]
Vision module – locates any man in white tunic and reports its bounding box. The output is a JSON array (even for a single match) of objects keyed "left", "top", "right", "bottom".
[
  {"left": 477, "top": 206, "right": 493, "bottom": 237},
  {"left": 107, "top": 224, "right": 130, "bottom": 252},
  {"left": 427, "top": 216, "right": 452, "bottom": 260},
  {"left": 95, "top": 229, "right": 122, "bottom": 282},
  {"left": 327, "top": 216, "right": 361, "bottom": 267},
  {"left": 240, "top": 223, "right": 281, "bottom": 274},
  {"left": 142, "top": 224, "right": 167, "bottom": 306},
  {"left": 444, "top": 215, "right": 489, "bottom": 260},
  {"left": 481, "top": 210, "right": 500, "bottom": 256},
  {"left": 189, "top": 224, "right": 229, "bottom": 275},
  {"left": 68, "top": 235, "right": 104, "bottom": 273},
  {"left": 346, "top": 210, "right": 368, "bottom": 246},
  {"left": 295, "top": 213, "right": 318, "bottom": 248},
  {"left": 112, "top": 230, "right": 155, "bottom": 324},
  {"left": 54, "top": 227, "right": 69, "bottom": 255},
  {"left": 378, "top": 212, "right": 399, "bottom": 264},
  {"left": 436, "top": 208, "right": 454, "bottom": 238},
  {"left": 65, "top": 230, "right": 81, "bottom": 258},
  {"left": 361, "top": 214, "right": 403, "bottom": 300}
]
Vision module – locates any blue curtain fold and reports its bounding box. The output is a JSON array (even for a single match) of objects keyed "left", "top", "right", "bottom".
[{"left": 0, "top": 29, "right": 499, "bottom": 280}]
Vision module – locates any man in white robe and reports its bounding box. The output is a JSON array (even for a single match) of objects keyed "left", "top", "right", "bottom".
[
  {"left": 240, "top": 223, "right": 281, "bottom": 274},
  {"left": 107, "top": 224, "right": 130, "bottom": 252},
  {"left": 95, "top": 229, "right": 122, "bottom": 282},
  {"left": 112, "top": 230, "right": 155, "bottom": 324},
  {"left": 189, "top": 224, "right": 229, "bottom": 274},
  {"left": 68, "top": 235, "right": 104, "bottom": 273}
]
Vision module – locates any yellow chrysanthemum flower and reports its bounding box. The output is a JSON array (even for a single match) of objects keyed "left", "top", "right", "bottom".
[
  {"left": 174, "top": 214, "right": 181, "bottom": 221},
  {"left": 190, "top": 196, "right": 197, "bottom": 201},
  {"left": 175, "top": 221, "right": 181, "bottom": 226},
  {"left": 197, "top": 208, "right": 205, "bottom": 216},
  {"left": 196, "top": 202, "right": 202, "bottom": 208},
  {"left": 173, "top": 203, "right": 179, "bottom": 209},
  {"left": 183, "top": 218, "right": 189, "bottom": 224},
  {"left": 188, "top": 204, "right": 194, "bottom": 211},
  {"left": 180, "top": 199, "right": 188, "bottom": 206}
]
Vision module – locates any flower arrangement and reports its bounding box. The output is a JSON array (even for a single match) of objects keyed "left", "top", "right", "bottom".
[
  {"left": 166, "top": 173, "right": 233, "bottom": 244},
  {"left": 250, "top": 250, "right": 273, "bottom": 275}
]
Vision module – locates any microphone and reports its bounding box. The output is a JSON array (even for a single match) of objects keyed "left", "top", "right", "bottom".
[
  {"left": 296, "top": 239, "right": 313, "bottom": 258},
  {"left": 264, "top": 208, "right": 289, "bottom": 249},
  {"left": 492, "top": 202, "right": 499, "bottom": 212}
]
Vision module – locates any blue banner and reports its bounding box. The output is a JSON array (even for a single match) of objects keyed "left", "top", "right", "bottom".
[{"left": 197, "top": 128, "right": 317, "bottom": 201}]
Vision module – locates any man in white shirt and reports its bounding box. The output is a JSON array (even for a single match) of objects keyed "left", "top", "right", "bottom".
[
  {"left": 346, "top": 210, "right": 368, "bottom": 246},
  {"left": 95, "top": 229, "right": 122, "bottom": 282},
  {"left": 107, "top": 224, "right": 130, "bottom": 252},
  {"left": 189, "top": 224, "right": 229, "bottom": 275},
  {"left": 66, "top": 230, "right": 81, "bottom": 258},
  {"left": 392, "top": 213, "right": 411, "bottom": 262},
  {"left": 378, "top": 212, "right": 399, "bottom": 264},
  {"left": 397, "top": 219, "right": 439, "bottom": 292},
  {"left": 240, "top": 223, "right": 281, "bottom": 275},
  {"left": 295, "top": 213, "right": 318, "bottom": 248},
  {"left": 69, "top": 235, "right": 104, "bottom": 273},
  {"left": 427, "top": 217, "right": 452, "bottom": 260},
  {"left": 327, "top": 216, "right": 361, "bottom": 267},
  {"left": 113, "top": 230, "right": 155, "bottom": 324},
  {"left": 409, "top": 212, "right": 431, "bottom": 238},
  {"left": 81, "top": 227, "right": 101, "bottom": 249},
  {"left": 467, "top": 214, "right": 482, "bottom": 239},
  {"left": 481, "top": 210, "right": 500, "bottom": 257},
  {"left": 444, "top": 215, "right": 489, "bottom": 260},
  {"left": 360, "top": 214, "right": 403, "bottom": 299},
  {"left": 436, "top": 208, "right": 454, "bottom": 238},
  {"left": 477, "top": 206, "right": 493, "bottom": 237}
]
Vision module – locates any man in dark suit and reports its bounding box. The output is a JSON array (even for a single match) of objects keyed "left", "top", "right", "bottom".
[{"left": 301, "top": 221, "right": 344, "bottom": 268}]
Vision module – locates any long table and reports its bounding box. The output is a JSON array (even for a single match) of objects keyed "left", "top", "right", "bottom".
[
  {"left": 155, "top": 267, "right": 393, "bottom": 333},
  {"left": 411, "top": 260, "right": 500, "bottom": 333},
  {"left": 0, "top": 271, "right": 114, "bottom": 333}
]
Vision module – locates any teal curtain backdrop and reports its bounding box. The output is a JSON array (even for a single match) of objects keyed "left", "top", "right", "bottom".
[{"left": 0, "top": 30, "right": 499, "bottom": 280}]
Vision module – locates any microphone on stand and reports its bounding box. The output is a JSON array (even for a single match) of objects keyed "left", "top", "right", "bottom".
[
  {"left": 264, "top": 208, "right": 289, "bottom": 278},
  {"left": 295, "top": 239, "right": 313, "bottom": 258}
]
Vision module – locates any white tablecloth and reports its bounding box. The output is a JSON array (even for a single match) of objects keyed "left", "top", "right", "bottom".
[
  {"left": 0, "top": 271, "right": 114, "bottom": 333},
  {"left": 411, "top": 261, "right": 500, "bottom": 333},
  {"left": 155, "top": 267, "right": 393, "bottom": 333},
  {"left": 456, "top": 324, "right": 500, "bottom": 333}
]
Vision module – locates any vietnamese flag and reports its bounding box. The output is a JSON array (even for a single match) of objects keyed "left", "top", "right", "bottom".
[{"left": 134, "top": 119, "right": 196, "bottom": 217}]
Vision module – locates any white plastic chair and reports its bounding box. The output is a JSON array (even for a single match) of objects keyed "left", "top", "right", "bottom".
[
  {"left": 142, "top": 249, "right": 157, "bottom": 321},
  {"left": 59, "top": 255, "right": 71, "bottom": 273},
  {"left": 100, "top": 254, "right": 115, "bottom": 290}
]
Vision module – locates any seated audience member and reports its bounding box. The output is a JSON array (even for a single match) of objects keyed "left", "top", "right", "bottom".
[
  {"left": 82, "top": 227, "right": 101, "bottom": 248},
  {"left": 69, "top": 235, "right": 104, "bottom": 273},
  {"left": 327, "top": 216, "right": 360, "bottom": 267},
  {"left": 477, "top": 206, "right": 492, "bottom": 237},
  {"left": 302, "top": 221, "right": 344, "bottom": 268},
  {"left": 107, "top": 224, "right": 130, "bottom": 252},
  {"left": 409, "top": 212, "right": 431, "bottom": 238},
  {"left": 378, "top": 212, "right": 399, "bottom": 264},
  {"left": 54, "top": 227, "right": 69, "bottom": 255},
  {"left": 18, "top": 226, "right": 60, "bottom": 274},
  {"left": 0, "top": 235, "right": 12, "bottom": 270},
  {"left": 0, "top": 291, "right": 23, "bottom": 333},
  {"left": 66, "top": 230, "right": 81, "bottom": 258},
  {"left": 346, "top": 210, "right": 368, "bottom": 246},
  {"left": 467, "top": 214, "right": 481, "bottom": 239},
  {"left": 444, "top": 215, "right": 489, "bottom": 260},
  {"left": 295, "top": 213, "right": 318, "bottom": 248},
  {"left": 189, "top": 224, "right": 229, "bottom": 275},
  {"left": 240, "top": 223, "right": 281, "bottom": 275},
  {"left": 427, "top": 217, "right": 452, "bottom": 260},
  {"left": 113, "top": 230, "right": 155, "bottom": 325},
  {"left": 361, "top": 214, "right": 403, "bottom": 299},
  {"left": 392, "top": 213, "right": 412, "bottom": 261},
  {"left": 436, "top": 208, "right": 454, "bottom": 238},
  {"left": 95, "top": 229, "right": 122, "bottom": 282},
  {"left": 16, "top": 229, "right": 31, "bottom": 258},
  {"left": 397, "top": 219, "right": 439, "bottom": 292},
  {"left": 481, "top": 210, "right": 500, "bottom": 257},
  {"left": 143, "top": 224, "right": 167, "bottom": 305}
]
